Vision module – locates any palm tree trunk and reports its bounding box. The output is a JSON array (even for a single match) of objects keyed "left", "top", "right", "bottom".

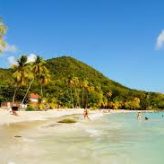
[
  {"left": 74, "top": 88, "right": 78, "bottom": 108},
  {"left": 12, "top": 87, "right": 18, "bottom": 104},
  {"left": 21, "top": 79, "right": 34, "bottom": 104},
  {"left": 81, "top": 87, "right": 85, "bottom": 108},
  {"left": 85, "top": 89, "right": 88, "bottom": 109},
  {"left": 40, "top": 84, "right": 43, "bottom": 98},
  {"left": 77, "top": 89, "right": 80, "bottom": 108},
  {"left": 70, "top": 88, "right": 74, "bottom": 108}
]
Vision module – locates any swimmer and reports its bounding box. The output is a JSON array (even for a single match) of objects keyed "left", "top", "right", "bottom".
[
  {"left": 145, "top": 117, "right": 148, "bottom": 120},
  {"left": 137, "top": 112, "right": 142, "bottom": 120}
]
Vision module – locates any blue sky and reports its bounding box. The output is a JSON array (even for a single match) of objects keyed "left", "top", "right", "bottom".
[{"left": 0, "top": 0, "right": 164, "bottom": 92}]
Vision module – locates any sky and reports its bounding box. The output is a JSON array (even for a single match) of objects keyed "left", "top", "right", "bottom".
[{"left": 0, "top": 0, "right": 164, "bottom": 92}]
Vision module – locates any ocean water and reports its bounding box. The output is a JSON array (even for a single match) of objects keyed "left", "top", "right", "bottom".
[{"left": 1, "top": 112, "right": 164, "bottom": 164}]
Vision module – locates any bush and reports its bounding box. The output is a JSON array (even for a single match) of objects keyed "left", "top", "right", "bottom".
[
  {"left": 38, "top": 103, "right": 46, "bottom": 110},
  {"left": 26, "top": 105, "right": 35, "bottom": 111}
]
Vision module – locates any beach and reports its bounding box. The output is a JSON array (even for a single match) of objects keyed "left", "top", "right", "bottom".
[
  {"left": 0, "top": 108, "right": 155, "bottom": 125},
  {"left": 0, "top": 109, "right": 105, "bottom": 125},
  {"left": 1, "top": 111, "right": 164, "bottom": 164},
  {"left": 0, "top": 109, "right": 164, "bottom": 164}
]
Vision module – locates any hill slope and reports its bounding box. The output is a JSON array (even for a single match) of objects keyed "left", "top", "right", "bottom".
[
  {"left": 44, "top": 56, "right": 164, "bottom": 109},
  {"left": 47, "top": 56, "right": 129, "bottom": 90}
]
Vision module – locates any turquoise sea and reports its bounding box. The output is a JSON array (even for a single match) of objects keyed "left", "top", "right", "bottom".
[{"left": 1, "top": 112, "right": 164, "bottom": 164}]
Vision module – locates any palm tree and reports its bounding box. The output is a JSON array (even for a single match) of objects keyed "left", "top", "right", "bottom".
[
  {"left": 71, "top": 77, "right": 80, "bottom": 108},
  {"left": 67, "top": 76, "right": 74, "bottom": 108},
  {"left": 67, "top": 76, "right": 80, "bottom": 108},
  {"left": 80, "top": 80, "right": 89, "bottom": 108},
  {"left": 34, "top": 56, "right": 50, "bottom": 100},
  {"left": 0, "top": 18, "right": 7, "bottom": 53},
  {"left": 12, "top": 55, "right": 30, "bottom": 103},
  {"left": 38, "top": 68, "right": 50, "bottom": 98},
  {"left": 106, "top": 91, "right": 112, "bottom": 108},
  {"left": 21, "top": 63, "right": 34, "bottom": 104},
  {"left": 21, "top": 56, "right": 50, "bottom": 104}
]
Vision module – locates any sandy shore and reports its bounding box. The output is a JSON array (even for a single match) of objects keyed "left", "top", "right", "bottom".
[
  {"left": 0, "top": 109, "right": 85, "bottom": 125},
  {"left": 0, "top": 109, "right": 105, "bottom": 125},
  {"left": 0, "top": 108, "right": 156, "bottom": 125}
]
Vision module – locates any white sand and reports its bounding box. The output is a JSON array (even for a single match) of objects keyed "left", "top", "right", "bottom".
[
  {"left": 0, "top": 109, "right": 106, "bottom": 125},
  {"left": 0, "top": 108, "right": 154, "bottom": 125},
  {"left": 0, "top": 109, "right": 86, "bottom": 125}
]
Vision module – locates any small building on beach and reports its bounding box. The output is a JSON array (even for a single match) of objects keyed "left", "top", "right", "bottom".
[{"left": 29, "top": 93, "right": 40, "bottom": 104}]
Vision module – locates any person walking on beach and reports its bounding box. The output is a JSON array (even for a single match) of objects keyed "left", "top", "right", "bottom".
[{"left": 83, "top": 108, "right": 90, "bottom": 119}]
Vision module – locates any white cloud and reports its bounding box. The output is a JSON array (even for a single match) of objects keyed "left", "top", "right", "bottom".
[
  {"left": 0, "top": 43, "right": 17, "bottom": 53},
  {"left": 7, "top": 56, "right": 18, "bottom": 66},
  {"left": 27, "top": 53, "right": 37, "bottom": 63},
  {"left": 8, "top": 53, "right": 37, "bottom": 66},
  {"left": 156, "top": 30, "right": 164, "bottom": 49}
]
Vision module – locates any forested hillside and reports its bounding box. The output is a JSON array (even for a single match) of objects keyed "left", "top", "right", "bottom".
[{"left": 1, "top": 56, "right": 164, "bottom": 110}]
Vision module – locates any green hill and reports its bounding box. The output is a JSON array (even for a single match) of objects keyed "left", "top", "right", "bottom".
[
  {"left": 0, "top": 56, "right": 164, "bottom": 110},
  {"left": 46, "top": 56, "right": 129, "bottom": 92}
]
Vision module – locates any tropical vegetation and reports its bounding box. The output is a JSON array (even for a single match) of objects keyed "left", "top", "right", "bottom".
[{"left": 0, "top": 55, "right": 164, "bottom": 110}]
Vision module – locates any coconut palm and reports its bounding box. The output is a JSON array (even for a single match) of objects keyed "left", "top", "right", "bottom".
[
  {"left": 71, "top": 77, "right": 80, "bottom": 107},
  {"left": 12, "top": 55, "right": 31, "bottom": 103},
  {"left": 38, "top": 67, "right": 50, "bottom": 98},
  {"left": 67, "top": 76, "right": 74, "bottom": 108},
  {"left": 80, "top": 80, "right": 89, "bottom": 108},
  {"left": 0, "top": 18, "right": 7, "bottom": 53},
  {"left": 67, "top": 76, "right": 80, "bottom": 108},
  {"left": 34, "top": 56, "right": 50, "bottom": 100},
  {"left": 21, "top": 56, "right": 50, "bottom": 104}
]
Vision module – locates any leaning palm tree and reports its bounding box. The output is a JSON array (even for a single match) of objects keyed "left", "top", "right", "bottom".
[
  {"left": 21, "top": 56, "right": 50, "bottom": 104},
  {"left": 12, "top": 55, "right": 30, "bottom": 103},
  {"left": 21, "top": 62, "right": 34, "bottom": 104}
]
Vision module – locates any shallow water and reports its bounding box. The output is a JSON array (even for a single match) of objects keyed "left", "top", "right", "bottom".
[{"left": 1, "top": 112, "right": 164, "bottom": 164}]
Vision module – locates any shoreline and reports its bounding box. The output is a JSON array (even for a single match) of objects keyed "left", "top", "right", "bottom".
[
  {"left": 0, "top": 109, "right": 104, "bottom": 125},
  {"left": 0, "top": 109, "right": 84, "bottom": 125},
  {"left": 0, "top": 108, "right": 162, "bottom": 125}
]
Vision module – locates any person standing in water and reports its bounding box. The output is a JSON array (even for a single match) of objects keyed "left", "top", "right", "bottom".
[
  {"left": 83, "top": 108, "right": 90, "bottom": 119},
  {"left": 137, "top": 112, "right": 142, "bottom": 120}
]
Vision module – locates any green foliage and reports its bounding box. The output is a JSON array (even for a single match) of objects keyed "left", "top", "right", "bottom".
[
  {"left": 124, "top": 97, "right": 140, "bottom": 110},
  {"left": 0, "top": 18, "right": 7, "bottom": 53},
  {"left": 0, "top": 56, "right": 164, "bottom": 110},
  {"left": 26, "top": 105, "right": 35, "bottom": 111}
]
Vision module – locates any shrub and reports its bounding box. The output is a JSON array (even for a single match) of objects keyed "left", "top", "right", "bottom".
[{"left": 26, "top": 105, "right": 35, "bottom": 111}]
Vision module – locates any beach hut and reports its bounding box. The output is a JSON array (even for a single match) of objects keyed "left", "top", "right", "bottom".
[{"left": 29, "top": 93, "right": 40, "bottom": 104}]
